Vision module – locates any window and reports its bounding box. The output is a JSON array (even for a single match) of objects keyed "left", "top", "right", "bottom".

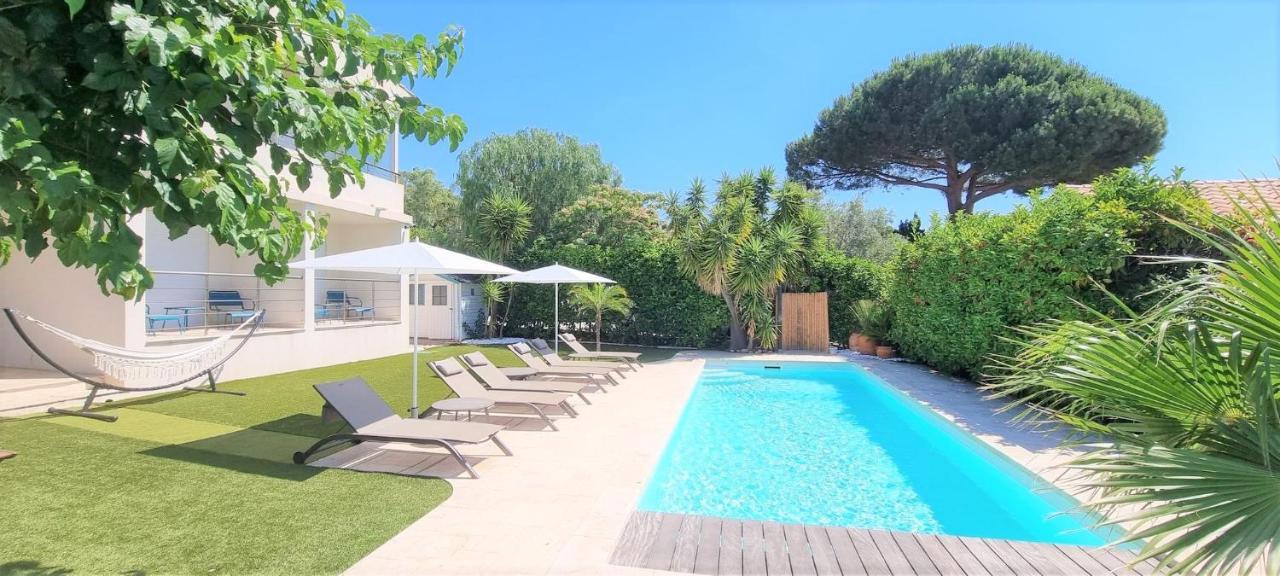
[
  {"left": 408, "top": 283, "right": 415, "bottom": 305},
  {"left": 431, "top": 285, "right": 448, "bottom": 306}
]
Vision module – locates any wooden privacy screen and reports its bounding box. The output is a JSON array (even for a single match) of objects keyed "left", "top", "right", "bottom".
[{"left": 780, "top": 292, "right": 829, "bottom": 353}]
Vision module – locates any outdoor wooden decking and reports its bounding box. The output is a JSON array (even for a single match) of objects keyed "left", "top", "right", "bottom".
[{"left": 611, "top": 511, "right": 1159, "bottom": 575}]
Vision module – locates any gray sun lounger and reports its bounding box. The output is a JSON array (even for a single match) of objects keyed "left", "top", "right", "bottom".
[
  {"left": 531, "top": 338, "right": 633, "bottom": 375},
  {"left": 430, "top": 357, "right": 577, "bottom": 431},
  {"left": 292, "top": 377, "right": 511, "bottom": 478},
  {"left": 461, "top": 351, "right": 601, "bottom": 404},
  {"left": 508, "top": 343, "right": 621, "bottom": 387},
  {"left": 558, "top": 333, "right": 644, "bottom": 368}
]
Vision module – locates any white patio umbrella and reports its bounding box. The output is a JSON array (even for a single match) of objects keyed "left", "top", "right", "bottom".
[
  {"left": 291, "top": 242, "right": 518, "bottom": 417},
  {"left": 493, "top": 264, "right": 614, "bottom": 353}
]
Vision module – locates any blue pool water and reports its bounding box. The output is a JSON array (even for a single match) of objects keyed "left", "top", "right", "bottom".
[{"left": 639, "top": 360, "right": 1117, "bottom": 546}]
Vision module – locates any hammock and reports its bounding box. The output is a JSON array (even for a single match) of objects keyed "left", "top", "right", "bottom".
[{"left": 4, "top": 308, "right": 263, "bottom": 421}]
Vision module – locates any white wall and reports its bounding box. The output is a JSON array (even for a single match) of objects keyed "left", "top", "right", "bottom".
[
  {"left": 144, "top": 321, "right": 409, "bottom": 382},
  {"left": 0, "top": 253, "right": 127, "bottom": 373}
]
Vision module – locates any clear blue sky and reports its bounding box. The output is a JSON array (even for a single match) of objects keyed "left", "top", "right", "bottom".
[{"left": 348, "top": 0, "right": 1280, "bottom": 221}]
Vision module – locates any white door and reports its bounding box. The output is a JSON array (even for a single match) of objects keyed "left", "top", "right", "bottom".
[{"left": 411, "top": 282, "right": 455, "bottom": 340}]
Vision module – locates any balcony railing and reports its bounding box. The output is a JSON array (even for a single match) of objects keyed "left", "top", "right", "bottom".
[
  {"left": 315, "top": 275, "right": 402, "bottom": 326},
  {"left": 144, "top": 271, "right": 401, "bottom": 338}
]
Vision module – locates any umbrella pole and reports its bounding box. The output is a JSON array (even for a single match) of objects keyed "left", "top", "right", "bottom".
[
  {"left": 554, "top": 282, "right": 559, "bottom": 354},
  {"left": 411, "top": 271, "right": 419, "bottom": 418}
]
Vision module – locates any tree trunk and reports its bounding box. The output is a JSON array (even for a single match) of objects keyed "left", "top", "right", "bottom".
[
  {"left": 498, "top": 285, "right": 515, "bottom": 337},
  {"left": 722, "top": 292, "right": 748, "bottom": 351},
  {"left": 595, "top": 309, "right": 602, "bottom": 351}
]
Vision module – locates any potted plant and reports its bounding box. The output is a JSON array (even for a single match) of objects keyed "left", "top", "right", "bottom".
[
  {"left": 868, "top": 304, "right": 895, "bottom": 359},
  {"left": 849, "top": 300, "right": 883, "bottom": 355}
]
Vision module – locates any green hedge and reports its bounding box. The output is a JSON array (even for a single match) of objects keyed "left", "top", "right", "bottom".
[
  {"left": 791, "top": 249, "right": 886, "bottom": 345},
  {"left": 885, "top": 191, "right": 1136, "bottom": 377},
  {"left": 502, "top": 238, "right": 728, "bottom": 348}
]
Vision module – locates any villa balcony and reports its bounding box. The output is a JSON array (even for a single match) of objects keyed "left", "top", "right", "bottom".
[{"left": 142, "top": 271, "right": 402, "bottom": 342}]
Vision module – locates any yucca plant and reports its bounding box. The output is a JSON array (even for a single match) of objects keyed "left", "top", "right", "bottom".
[
  {"left": 478, "top": 279, "right": 506, "bottom": 339},
  {"left": 987, "top": 197, "right": 1280, "bottom": 575}
]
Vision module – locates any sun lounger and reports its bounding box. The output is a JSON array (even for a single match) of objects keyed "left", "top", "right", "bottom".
[
  {"left": 558, "top": 333, "right": 644, "bottom": 368},
  {"left": 532, "top": 338, "right": 634, "bottom": 374},
  {"left": 430, "top": 358, "right": 577, "bottom": 431},
  {"left": 507, "top": 343, "right": 621, "bottom": 386},
  {"left": 460, "top": 351, "right": 601, "bottom": 404},
  {"left": 292, "top": 377, "right": 511, "bottom": 478}
]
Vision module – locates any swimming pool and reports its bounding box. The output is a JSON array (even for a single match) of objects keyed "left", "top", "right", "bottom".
[{"left": 638, "top": 360, "right": 1117, "bottom": 546}]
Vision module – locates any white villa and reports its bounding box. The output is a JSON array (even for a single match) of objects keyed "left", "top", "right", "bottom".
[{"left": 0, "top": 133, "right": 481, "bottom": 383}]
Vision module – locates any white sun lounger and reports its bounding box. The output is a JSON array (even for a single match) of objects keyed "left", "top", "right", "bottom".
[
  {"left": 430, "top": 357, "right": 576, "bottom": 431},
  {"left": 557, "top": 334, "right": 644, "bottom": 368},
  {"left": 508, "top": 342, "right": 621, "bottom": 387},
  {"left": 461, "top": 351, "right": 602, "bottom": 404},
  {"left": 531, "top": 338, "right": 633, "bottom": 376}
]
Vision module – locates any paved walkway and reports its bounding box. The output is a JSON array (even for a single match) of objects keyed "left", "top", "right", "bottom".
[{"left": 342, "top": 354, "right": 711, "bottom": 575}]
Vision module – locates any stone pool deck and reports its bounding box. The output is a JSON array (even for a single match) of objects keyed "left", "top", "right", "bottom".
[{"left": 326, "top": 351, "right": 1148, "bottom": 575}]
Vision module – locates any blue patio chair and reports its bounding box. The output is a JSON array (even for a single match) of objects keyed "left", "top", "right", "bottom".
[
  {"left": 208, "top": 290, "right": 260, "bottom": 325},
  {"left": 326, "top": 290, "right": 374, "bottom": 320},
  {"left": 315, "top": 305, "right": 331, "bottom": 321},
  {"left": 145, "top": 305, "right": 184, "bottom": 335}
]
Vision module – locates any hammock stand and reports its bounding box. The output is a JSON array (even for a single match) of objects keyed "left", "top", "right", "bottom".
[{"left": 4, "top": 308, "right": 264, "bottom": 422}]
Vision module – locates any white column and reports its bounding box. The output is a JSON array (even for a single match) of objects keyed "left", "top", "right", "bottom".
[
  {"left": 302, "top": 204, "right": 317, "bottom": 332},
  {"left": 122, "top": 212, "right": 149, "bottom": 349}
]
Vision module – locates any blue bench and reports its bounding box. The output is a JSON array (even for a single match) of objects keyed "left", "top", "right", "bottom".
[
  {"left": 326, "top": 290, "right": 373, "bottom": 320},
  {"left": 208, "top": 290, "right": 260, "bottom": 325}
]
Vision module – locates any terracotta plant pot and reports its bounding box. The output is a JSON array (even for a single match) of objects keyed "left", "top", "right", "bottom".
[
  {"left": 847, "top": 332, "right": 862, "bottom": 350},
  {"left": 875, "top": 345, "right": 896, "bottom": 359},
  {"left": 855, "top": 335, "right": 878, "bottom": 355}
]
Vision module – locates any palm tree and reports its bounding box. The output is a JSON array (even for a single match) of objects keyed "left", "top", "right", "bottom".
[
  {"left": 987, "top": 199, "right": 1280, "bottom": 575},
  {"left": 566, "top": 283, "right": 634, "bottom": 351}
]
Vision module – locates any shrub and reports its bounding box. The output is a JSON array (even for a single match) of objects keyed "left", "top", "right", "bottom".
[
  {"left": 503, "top": 238, "right": 728, "bottom": 347},
  {"left": 886, "top": 190, "right": 1136, "bottom": 376}
]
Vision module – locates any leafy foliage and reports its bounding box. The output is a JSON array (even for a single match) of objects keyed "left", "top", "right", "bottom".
[
  {"left": 850, "top": 299, "right": 891, "bottom": 340},
  {"left": 403, "top": 168, "right": 464, "bottom": 249},
  {"left": 567, "top": 283, "right": 635, "bottom": 350},
  {"left": 503, "top": 238, "right": 728, "bottom": 348},
  {"left": 819, "top": 198, "right": 906, "bottom": 263},
  {"left": 786, "top": 44, "right": 1167, "bottom": 214},
  {"left": 0, "top": 0, "right": 465, "bottom": 297},
  {"left": 547, "top": 185, "right": 661, "bottom": 246},
  {"left": 987, "top": 199, "right": 1280, "bottom": 574},
  {"left": 457, "top": 128, "right": 621, "bottom": 243},
  {"left": 1088, "top": 162, "right": 1214, "bottom": 310},
  {"left": 475, "top": 191, "right": 532, "bottom": 262},
  {"left": 478, "top": 279, "right": 505, "bottom": 338},
  {"left": 790, "top": 248, "right": 885, "bottom": 344},
  {"left": 885, "top": 189, "right": 1136, "bottom": 376}
]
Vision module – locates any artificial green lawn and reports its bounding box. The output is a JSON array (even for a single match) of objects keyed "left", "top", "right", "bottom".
[{"left": 0, "top": 343, "right": 677, "bottom": 575}]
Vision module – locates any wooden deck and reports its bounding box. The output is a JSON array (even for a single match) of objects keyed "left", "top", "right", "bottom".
[{"left": 610, "top": 511, "right": 1159, "bottom": 575}]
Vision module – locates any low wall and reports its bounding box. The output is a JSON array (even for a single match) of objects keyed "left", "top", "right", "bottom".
[{"left": 143, "top": 321, "right": 409, "bottom": 382}]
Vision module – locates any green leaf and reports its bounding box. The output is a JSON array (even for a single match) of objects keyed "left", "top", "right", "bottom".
[
  {"left": 64, "top": 0, "right": 85, "bottom": 18},
  {"left": 0, "top": 16, "right": 27, "bottom": 57},
  {"left": 153, "top": 138, "right": 180, "bottom": 175}
]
